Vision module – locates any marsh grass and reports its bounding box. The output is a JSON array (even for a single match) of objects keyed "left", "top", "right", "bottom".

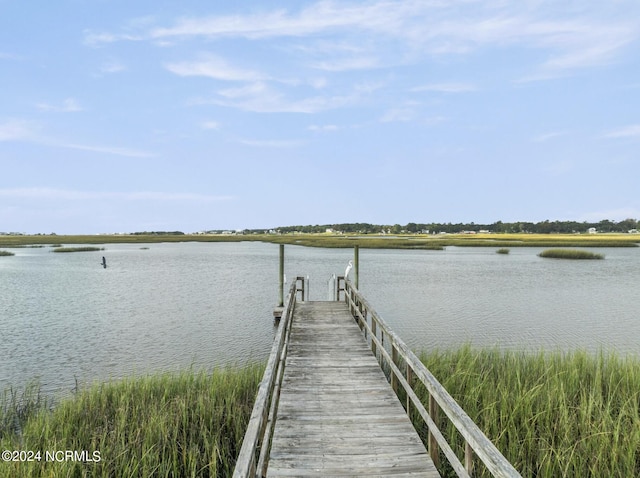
[
  {"left": 3, "top": 353, "right": 639, "bottom": 477},
  {"left": 1, "top": 232, "right": 637, "bottom": 250},
  {"left": 496, "top": 248, "right": 510, "bottom": 254},
  {"left": 0, "top": 382, "right": 48, "bottom": 441},
  {"left": 51, "top": 246, "right": 105, "bottom": 253},
  {"left": 538, "top": 249, "right": 604, "bottom": 260},
  {"left": 0, "top": 365, "right": 263, "bottom": 478},
  {"left": 0, "top": 250, "right": 14, "bottom": 256},
  {"left": 416, "top": 346, "right": 640, "bottom": 477}
]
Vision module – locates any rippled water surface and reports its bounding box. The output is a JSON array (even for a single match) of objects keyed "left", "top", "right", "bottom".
[{"left": 1, "top": 241, "right": 638, "bottom": 396}]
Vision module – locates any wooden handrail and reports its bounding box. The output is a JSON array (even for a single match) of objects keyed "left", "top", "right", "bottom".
[
  {"left": 343, "top": 279, "right": 521, "bottom": 478},
  {"left": 233, "top": 277, "right": 304, "bottom": 478}
]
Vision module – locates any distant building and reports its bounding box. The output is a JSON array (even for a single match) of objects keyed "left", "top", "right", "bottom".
[
  {"left": 629, "top": 229, "right": 639, "bottom": 234},
  {"left": 588, "top": 227, "right": 597, "bottom": 234}
]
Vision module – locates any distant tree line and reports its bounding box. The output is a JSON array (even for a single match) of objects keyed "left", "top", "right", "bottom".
[
  {"left": 131, "top": 231, "right": 186, "bottom": 235},
  {"left": 263, "top": 218, "right": 639, "bottom": 235}
]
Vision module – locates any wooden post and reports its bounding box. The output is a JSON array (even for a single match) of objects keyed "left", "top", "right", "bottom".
[
  {"left": 274, "top": 245, "right": 285, "bottom": 319},
  {"left": 391, "top": 345, "right": 398, "bottom": 393},
  {"left": 371, "top": 319, "right": 377, "bottom": 358},
  {"left": 428, "top": 394, "right": 440, "bottom": 467},
  {"left": 354, "top": 245, "right": 360, "bottom": 289},
  {"left": 406, "top": 365, "right": 413, "bottom": 414},
  {"left": 278, "top": 244, "right": 284, "bottom": 307},
  {"left": 465, "top": 442, "right": 474, "bottom": 476}
]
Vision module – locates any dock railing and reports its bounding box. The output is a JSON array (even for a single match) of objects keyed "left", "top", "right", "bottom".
[
  {"left": 233, "top": 277, "right": 305, "bottom": 478},
  {"left": 338, "top": 276, "right": 522, "bottom": 478}
]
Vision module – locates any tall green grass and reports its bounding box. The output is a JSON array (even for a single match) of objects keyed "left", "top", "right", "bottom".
[
  {"left": 0, "top": 382, "right": 48, "bottom": 440},
  {"left": 0, "top": 250, "right": 14, "bottom": 256},
  {"left": 0, "top": 365, "right": 263, "bottom": 478},
  {"left": 417, "top": 346, "right": 640, "bottom": 477},
  {"left": 3, "top": 351, "right": 640, "bottom": 477}
]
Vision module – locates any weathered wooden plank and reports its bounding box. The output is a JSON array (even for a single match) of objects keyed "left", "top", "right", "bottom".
[{"left": 267, "top": 301, "right": 439, "bottom": 478}]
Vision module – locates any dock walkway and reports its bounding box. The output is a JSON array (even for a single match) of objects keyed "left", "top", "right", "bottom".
[
  {"left": 267, "top": 301, "right": 440, "bottom": 477},
  {"left": 233, "top": 272, "right": 521, "bottom": 478}
]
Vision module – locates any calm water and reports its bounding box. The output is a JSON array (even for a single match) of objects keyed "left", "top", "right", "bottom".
[{"left": 1, "top": 241, "right": 639, "bottom": 396}]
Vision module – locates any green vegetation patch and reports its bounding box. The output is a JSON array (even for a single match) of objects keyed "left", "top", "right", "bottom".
[
  {"left": 51, "top": 247, "right": 105, "bottom": 253},
  {"left": 538, "top": 249, "right": 604, "bottom": 259},
  {"left": 417, "top": 346, "right": 640, "bottom": 477},
  {"left": 3, "top": 350, "right": 640, "bottom": 477},
  {"left": 0, "top": 233, "right": 637, "bottom": 250},
  {"left": 0, "top": 365, "right": 263, "bottom": 477},
  {"left": 0, "top": 250, "right": 14, "bottom": 256},
  {"left": 496, "top": 248, "right": 510, "bottom": 254}
]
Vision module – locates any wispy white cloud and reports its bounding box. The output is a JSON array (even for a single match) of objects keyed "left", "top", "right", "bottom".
[
  {"left": 146, "top": 2, "right": 411, "bottom": 40},
  {"left": 310, "top": 56, "right": 380, "bottom": 72},
  {"left": 603, "top": 124, "right": 640, "bottom": 139},
  {"left": 83, "top": 30, "right": 142, "bottom": 46},
  {"left": 308, "top": 77, "right": 328, "bottom": 89},
  {"left": 208, "top": 81, "right": 359, "bottom": 113},
  {"left": 36, "top": 98, "right": 83, "bottom": 113},
  {"left": 49, "top": 141, "right": 154, "bottom": 158},
  {"left": 0, "top": 187, "right": 232, "bottom": 202},
  {"left": 0, "top": 119, "right": 153, "bottom": 158},
  {"left": 90, "top": 2, "right": 639, "bottom": 85},
  {"left": 165, "top": 54, "right": 267, "bottom": 81}
]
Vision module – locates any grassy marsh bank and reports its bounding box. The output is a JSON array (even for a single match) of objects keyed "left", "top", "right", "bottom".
[
  {"left": 51, "top": 246, "right": 105, "bottom": 253},
  {"left": 0, "top": 250, "right": 14, "bottom": 256},
  {"left": 417, "top": 347, "right": 640, "bottom": 477},
  {"left": 2, "top": 350, "right": 639, "bottom": 477},
  {"left": 538, "top": 249, "right": 605, "bottom": 259},
  {"left": 1, "top": 232, "right": 638, "bottom": 250},
  {"left": 0, "top": 366, "right": 263, "bottom": 478}
]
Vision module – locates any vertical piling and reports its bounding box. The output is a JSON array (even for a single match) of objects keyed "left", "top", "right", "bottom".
[
  {"left": 273, "top": 244, "right": 285, "bottom": 320},
  {"left": 354, "top": 245, "right": 360, "bottom": 289},
  {"left": 279, "top": 244, "right": 285, "bottom": 307}
]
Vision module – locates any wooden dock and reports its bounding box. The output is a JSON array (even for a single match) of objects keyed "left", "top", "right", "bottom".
[
  {"left": 233, "top": 274, "right": 521, "bottom": 478},
  {"left": 267, "top": 301, "right": 440, "bottom": 477}
]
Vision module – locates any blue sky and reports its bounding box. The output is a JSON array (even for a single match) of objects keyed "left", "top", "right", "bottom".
[{"left": 1, "top": 1, "right": 639, "bottom": 234}]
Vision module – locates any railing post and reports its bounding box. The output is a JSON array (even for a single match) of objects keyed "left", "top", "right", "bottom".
[
  {"left": 391, "top": 345, "right": 398, "bottom": 393},
  {"left": 371, "top": 318, "right": 377, "bottom": 358},
  {"left": 466, "top": 442, "right": 475, "bottom": 476},
  {"left": 406, "top": 364, "right": 412, "bottom": 414},
  {"left": 428, "top": 394, "right": 440, "bottom": 467}
]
